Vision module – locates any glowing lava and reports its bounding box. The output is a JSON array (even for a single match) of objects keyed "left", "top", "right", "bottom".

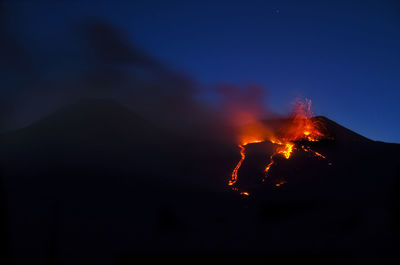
[
  {"left": 263, "top": 99, "right": 327, "bottom": 179},
  {"left": 275, "top": 180, "right": 287, "bottom": 187},
  {"left": 229, "top": 139, "right": 262, "bottom": 186},
  {"left": 301, "top": 145, "right": 327, "bottom": 159},
  {"left": 264, "top": 141, "right": 295, "bottom": 177},
  {"left": 228, "top": 98, "right": 330, "bottom": 192},
  {"left": 229, "top": 144, "right": 246, "bottom": 186},
  {"left": 283, "top": 98, "right": 325, "bottom": 142},
  {"left": 276, "top": 142, "right": 295, "bottom": 159}
]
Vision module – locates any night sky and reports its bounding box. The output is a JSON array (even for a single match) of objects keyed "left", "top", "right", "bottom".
[{"left": 3, "top": 0, "right": 400, "bottom": 143}]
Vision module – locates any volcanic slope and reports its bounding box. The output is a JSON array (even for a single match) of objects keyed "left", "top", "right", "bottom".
[{"left": 0, "top": 100, "right": 399, "bottom": 264}]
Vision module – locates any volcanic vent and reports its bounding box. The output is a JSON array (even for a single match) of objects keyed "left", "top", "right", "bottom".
[{"left": 228, "top": 99, "right": 333, "bottom": 195}]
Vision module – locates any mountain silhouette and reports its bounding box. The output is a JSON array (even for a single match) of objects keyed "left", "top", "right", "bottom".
[
  {"left": 313, "top": 116, "right": 372, "bottom": 143},
  {"left": 0, "top": 100, "right": 399, "bottom": 265}
]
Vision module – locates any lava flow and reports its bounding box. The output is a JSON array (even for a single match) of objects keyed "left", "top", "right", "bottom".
[
  {"left": 229, "top": 144, "right": 246, "bottom": 186},
  {"left": 228, "top": 98, "right": 330, "bottom": 192},
  {"left": 229, "top": 139, "right": 262, "bottom": 186},
  {"left": 263, "top": 99, "right": 327, "bottom": 179},
  {"left": 263, "top": 138, "right": 295, "bottom": 180}
]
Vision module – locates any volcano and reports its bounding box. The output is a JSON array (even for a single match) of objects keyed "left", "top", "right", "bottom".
[{"left": 0, "top": 100, "right": 399, "bottom": 265}]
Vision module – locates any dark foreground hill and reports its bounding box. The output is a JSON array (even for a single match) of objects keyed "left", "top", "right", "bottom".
[{"left": 0, "top": 100, "right": 399, "bottom": 265}]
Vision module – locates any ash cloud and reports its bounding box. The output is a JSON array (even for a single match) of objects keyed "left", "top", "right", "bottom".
[
  {"left": 0, "top": 5, "right": 273, "bottom": 144},
  {"left": 0, "top": 13, "right": 197, "bottom": 131}
]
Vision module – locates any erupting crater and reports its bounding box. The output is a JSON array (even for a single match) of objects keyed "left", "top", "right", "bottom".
[{"left": 228, "top": 99, "right": 332, "bottom": 196}]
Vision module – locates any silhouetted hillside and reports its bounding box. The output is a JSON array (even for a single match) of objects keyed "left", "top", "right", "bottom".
[
  {"left": 0, "top": 100, "right": 399, "bottom": 265},
  {"left": 313, "top": 116, "right": 372, "bottom": 143},
  {"left": 0, "top": 99, "right": 167, "bottom": 145}
]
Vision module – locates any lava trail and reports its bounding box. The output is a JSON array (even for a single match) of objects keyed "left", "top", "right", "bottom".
[
  {"left": 229, "top": 144, "right": 246, "bottom": 186},
  {"left": 300, "top": 145, "right": 327, "bottom": 159},
  {"left": 264, "top": 141, "right": 295, "bottom": 179},
  {"left": 229, "top": 140, "right": 263, "bottom": 186}
]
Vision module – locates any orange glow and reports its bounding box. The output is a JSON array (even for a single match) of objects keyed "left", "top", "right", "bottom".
[
  {"left": 263, "top": 99, "right": 327, "bottom": 178},
  {"left": 229, "top": 139, "right": 263, "bottom": 186},
  {"left": 277, "top": 143, "right": 294, "bottom": 159},
  {"left": 240, "top": 192, "right": 250, "bottom": 196},
  {"left": 264, "top": 158, "right": 274, "bottom": 173},
  {"left": 275, "top": 181, "right": 287, "bottom": 187},
  {"left": 300, "top": 145, "right": 327, "bottom": 159},
  {"left": 313, "top": 151, "right": 326, "bottom": 159},
  {"left": 264, "top": 143, "right": 295, "bottom": 177},
  {"left": 229, "top": 145, "right": 246, "bottom": 186},
  {"left": 229, "top": 98, "right": 330, "bottom": 194},
  {"left": 281, "top": 98, "right": 325, "bottom": 142}
]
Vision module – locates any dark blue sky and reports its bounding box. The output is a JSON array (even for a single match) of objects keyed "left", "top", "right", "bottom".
[{"left": 4, "top": 0, "right": 400, "bottom": 143}]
